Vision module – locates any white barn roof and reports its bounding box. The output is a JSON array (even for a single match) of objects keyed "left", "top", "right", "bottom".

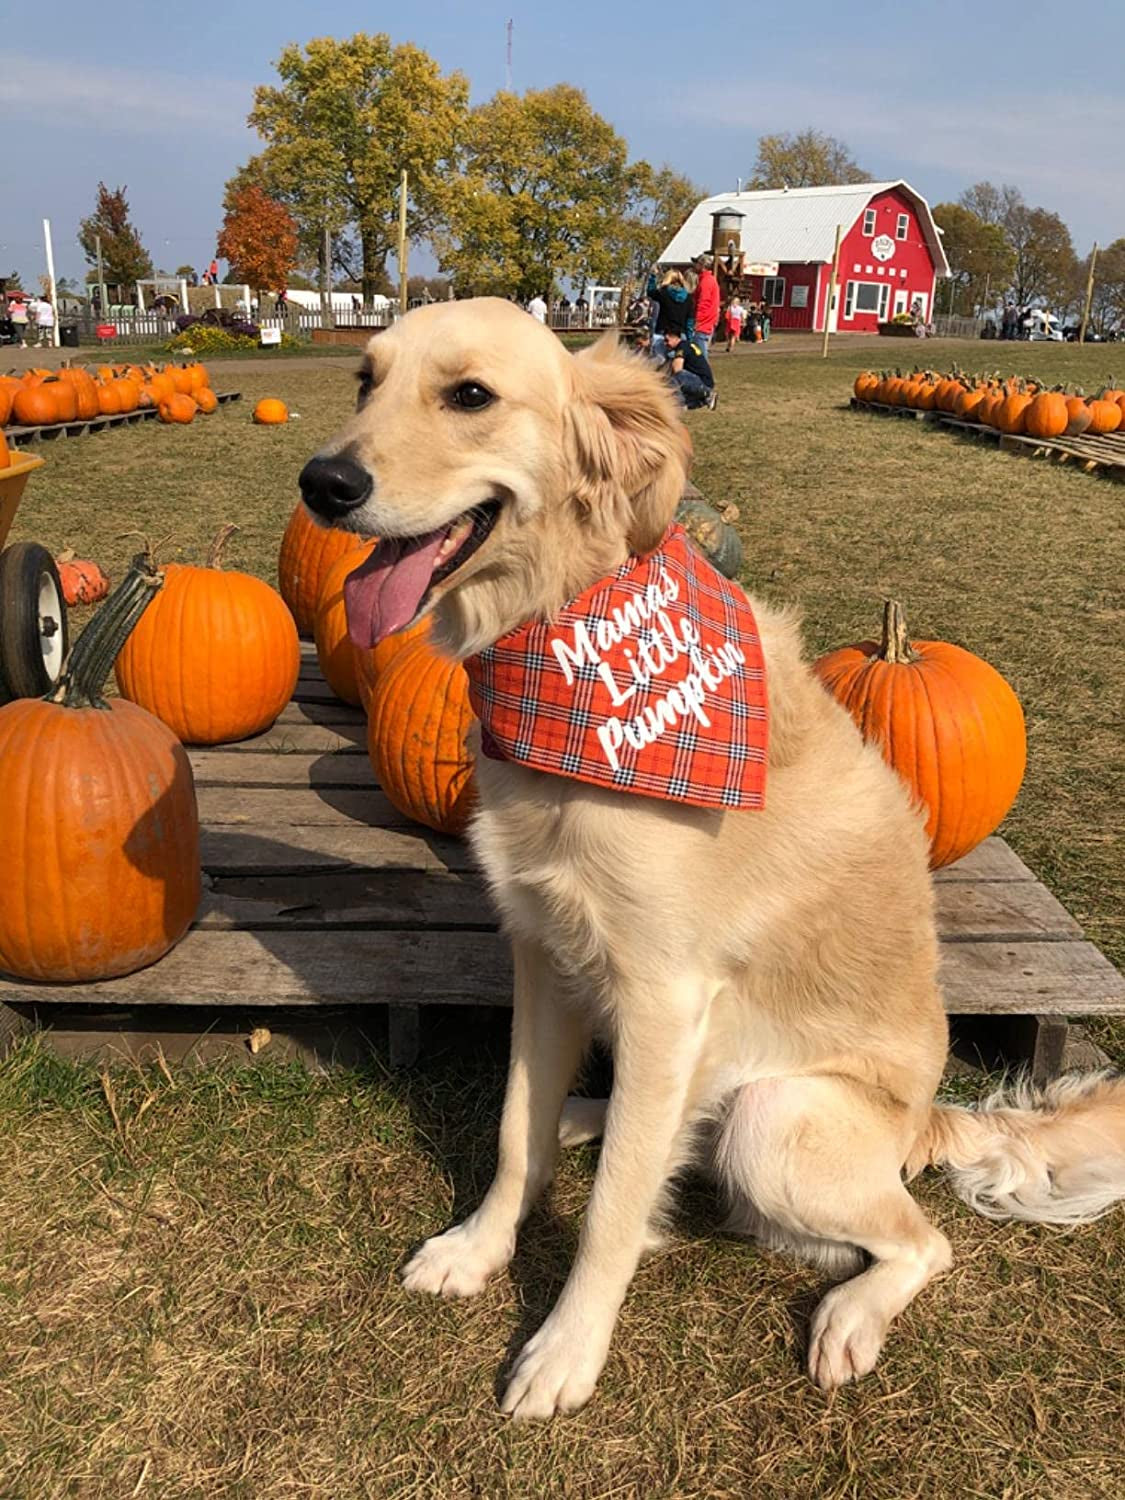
[{"left": 659, "top": 181, "right": 949, "bottom": 275}]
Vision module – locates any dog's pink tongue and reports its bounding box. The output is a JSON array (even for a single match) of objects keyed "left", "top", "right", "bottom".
[{"left": 344, "top": 531, "right": 446, "bottom": 649}]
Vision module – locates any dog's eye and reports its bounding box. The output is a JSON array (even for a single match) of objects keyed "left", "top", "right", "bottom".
[
  {"left": 450, "top": 381, "right": 494, "bottom": 411},
  {"left": 355, "top": 370, "right": 375, "bottom": 406}
]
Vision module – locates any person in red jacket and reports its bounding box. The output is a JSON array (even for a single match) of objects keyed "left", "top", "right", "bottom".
[{"left": 690, "top": 253, "right": 720, "bottom": 353}]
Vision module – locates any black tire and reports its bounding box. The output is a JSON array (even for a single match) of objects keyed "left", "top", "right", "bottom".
[{"left": 0, "top": 542, "right": 69, "bottom": 699}]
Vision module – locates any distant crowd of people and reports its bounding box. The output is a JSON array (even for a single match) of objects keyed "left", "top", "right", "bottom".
[{"left": 0, "top": 290, "right": 54, "bottom": 347}]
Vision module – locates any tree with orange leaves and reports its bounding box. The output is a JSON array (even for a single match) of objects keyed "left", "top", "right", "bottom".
[{"left": 216, "top": 186, "right": 298, "bottom": 292}]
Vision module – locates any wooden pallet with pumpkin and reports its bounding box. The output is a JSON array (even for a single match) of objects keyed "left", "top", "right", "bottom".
[
  {"left": 5, "top": 391, "right": 242, "bottom": 446},
  {"left": 1, "top": 640, "right": 1121, "bottom": 1073}
]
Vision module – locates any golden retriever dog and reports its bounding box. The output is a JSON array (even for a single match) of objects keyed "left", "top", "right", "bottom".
[{"left": 298, "top": 298, "right": 1125, "bottom": 1421}]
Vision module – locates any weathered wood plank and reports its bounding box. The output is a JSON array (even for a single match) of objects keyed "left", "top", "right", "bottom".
[
  {"left": 189, "top": 751, "right": 375, "bottom": 789},
  {"left": 292, "top": 678, "right": 349, "bottom": 704},
  {"left": 196, "top": 870, "right": 1077, "bottom": 944},
  {"left": 200, "top": 823, "right": 475, "bottom": 874},
  {"left": 938, "top": 941, "right": 1125, "bottom": 1014},
  {"left": 935, "top": 880, "right": 1080, "bottom": 940},
  {"left": 3, "top": 931, "right": 1118, "bottom": 1015},
  {"left": 932, "top": 838, "right": 1033, "bottom": 883},
  {"left": 196, "top": 785, "right": 404, "bottom": 829},
  {"left": 0, "top": 931, "right": 511, "bottom": 1008},
  {"left": 276, "top": 700, "right": 365, "bottom": 727},
  {"left": 199, "top": 870, "right": 494, "bottom": 929},
  {"left": 203, "top": 723, "right": 366, "bottom": 755}
]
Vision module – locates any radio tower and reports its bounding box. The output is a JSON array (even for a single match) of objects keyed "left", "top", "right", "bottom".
[{"left": 505, "top": 18, "right": 513, "bottom": 91}]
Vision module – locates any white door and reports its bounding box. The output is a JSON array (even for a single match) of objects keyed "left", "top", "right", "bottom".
[
  {"left": 911, "top": 291, "right": 928, "bottom": 320},
  {"left": 893, "top": 288, "right": 909, "bottom": 317},
  {"left": 827, "top": 278, "right": 839, "bottom": 332}
]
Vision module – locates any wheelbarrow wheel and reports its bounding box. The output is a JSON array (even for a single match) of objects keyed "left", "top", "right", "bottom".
[{"left": 0, "top": 542, "right": 69, "bottom": 699}]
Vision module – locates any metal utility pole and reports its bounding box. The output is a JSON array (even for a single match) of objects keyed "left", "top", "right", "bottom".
[
  {"left": 397, "top": 170, "right": 409, "bottom": 315},
  {"left": 95, "top": 233, "right": 107, "bottom": 317},
  {"left": 821, "top": 223, "right": 843, "bottom": 358},
  {"left": 320, "top": 226, "right": 333, "bottom": 329},
  {"left": 1079, "top": 242, "right": 1098, "bottom": 345},
  {"left": 42, "top": 218, "right": 60, "bottom": 349}
]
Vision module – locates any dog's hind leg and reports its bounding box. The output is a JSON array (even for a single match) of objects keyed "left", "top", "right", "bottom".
[
  {"left": 403, "top": 938, "right": 587, "bottom": 1299},
  {"left": 716, "top": 1076, "right": 952, "bottom": 1390},
  {"left": 558, "top": 1096, "right": 607, "bottom": 1146}
]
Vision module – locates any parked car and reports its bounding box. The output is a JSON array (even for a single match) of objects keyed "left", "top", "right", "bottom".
[{"left": 1063, "top": 325, "right": 1104, "bottom": 342}]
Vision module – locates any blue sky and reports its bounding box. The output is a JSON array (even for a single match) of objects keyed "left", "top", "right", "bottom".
[{"left": 2, "top": 0, "right": 1122, "bottom": 287}]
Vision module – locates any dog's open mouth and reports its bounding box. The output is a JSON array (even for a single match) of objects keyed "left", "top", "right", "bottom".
[{"left": 343, "top": 500, "right": 501, "bottom": 649}]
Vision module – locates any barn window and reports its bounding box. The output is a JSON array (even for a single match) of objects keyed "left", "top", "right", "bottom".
[
  {"left": 844, "top": 280, "right": 890, "bottom": 320},
  {"left": 896, "top": 213, "right": 909, "bottom": 240},
  {"left": 862, "top": 209, "right": 876, "bottom": 235},
  {"left": 763, "top": 277, "right": 786, "bottom": 306}
]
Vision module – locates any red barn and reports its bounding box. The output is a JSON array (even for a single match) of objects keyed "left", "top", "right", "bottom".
[{"left": 658, "top": 181, "right": 949, "bottom": 333}]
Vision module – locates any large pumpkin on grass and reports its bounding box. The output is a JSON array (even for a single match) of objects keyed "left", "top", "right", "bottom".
[
  {"left": 366, "top": 635, "right": 476, "bottom": 835},
  {"left": 115, "top": 525, "right": 299, "bottom": 745},
  {"left": 814, "top": 600, "right": 1026, "bottom": 869},
  {"left": 194, "top": 387, "right": 218, "bottom": 415},
  {"left": 277, "top": 500, "right": 369, "bottom": 637},
  {"left": 0, "top": 551, "right": 200, "bottom": 981},
  {"left": 159, "top": 393, "right": 197, "bottom": 424},
  {"left": 313, "top": 542, "right": 378, "bottom": 706},
  {"left": 254, "top": 398, "right": 289, "bottom": 425}
]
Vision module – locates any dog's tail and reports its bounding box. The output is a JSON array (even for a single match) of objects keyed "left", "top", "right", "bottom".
[{"left": 906, "top": 1071, "right": 1125, "bottom": 1224}]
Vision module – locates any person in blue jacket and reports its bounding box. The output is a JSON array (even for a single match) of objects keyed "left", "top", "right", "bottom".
[{"left": 646, "top": 268, "right": 693, "bottom": 362}]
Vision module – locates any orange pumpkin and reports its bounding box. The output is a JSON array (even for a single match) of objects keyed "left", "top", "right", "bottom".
[
  {"left": 1064, "top": 396, "right": 1092, "bottom": 436},
  {"left": 193, "top": 387, "right": 218, "bottom": 414},
  {"left": 994, "top": 391, "right": 1032, "bottom": 434},
  {"left": 253, "top": 398, "right": 289, "bottom": 425},
  {"left": 13, "top": 378, "right": 60, "bottom": 426},
  {"left": 168, "top": 365, "right": 194, "bottom": 396},
  {"left": 0, "top": 377, "right": 18, "bottom": 426},
  {"left": 366, "top": 634, "right": 477, "bottom": 835},
  {"left": 96, "top": 381, "right": 123, "bottom": 416},
  {"left": 355, "top": 615, "right": 431, "bottom": 712},
  {"left": 58, "top": 367, "right": 100, "bottom": 420},
  {"left": 813, "top": 600, "right": 1026, "bottom": 869},
  {"left": 159, "top": 394, "right": 198, "bottom": 424},
  {"left": 313, "top": 542, "right": 379, "bottom": 706},
  {"left": 115, "top": 525, "right": 300, "bottom": 745},
  {"left": 57, "top": 555, "right": 110, "bottom": 605},
  {"left": 0, "top": 431, "right": 10, "bottom": 469},
  {"left": 853, "top": 370, "right": 879, "bottom": 403},
  {"left": 0, "top": 551, "right": 201, "bottom": 981},
  {"left": 1023, "top": 390, "right": 1068, "bottom": 439},
  {"left": 277, "top": 500, "right": 370, "bottom": 637},
  {"left": 1086, "top": 398, "right": 1122, "bottom": 434}
]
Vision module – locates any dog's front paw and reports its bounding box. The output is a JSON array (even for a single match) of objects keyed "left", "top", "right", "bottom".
[
  {"left": 500, "top": 1314, "right": 610, "bottom": 1421},
  {"left": 402, "top": 1220, "right": 513, "bottom": 1299},
  {"left": 807, "top": 1282, "right": 889, "bottom": 1390}
]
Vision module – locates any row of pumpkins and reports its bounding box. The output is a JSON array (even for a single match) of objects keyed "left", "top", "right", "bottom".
[
  {"left": 854, "top": 367, "right": 1125, "bottom": 437},
  {"left": 0, "top": 362, "right": 291, "bottom": 444},
  {"left": 0, "top": 503, "right": 1026, "bottom": 986}
]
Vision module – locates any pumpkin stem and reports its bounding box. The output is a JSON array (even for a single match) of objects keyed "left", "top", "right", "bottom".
[
  {"left": 878, "top": 599, "right": 918, "bottom": 664},
  {"left": 207, "top": 523, "right": 240, "bottom": 569},
  {"left": 48, "top": 551, "right": 164, "bottom": 711}
]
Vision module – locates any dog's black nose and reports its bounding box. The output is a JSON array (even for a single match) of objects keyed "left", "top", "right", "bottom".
[{"left": 298, "top": 454, "right": 373, "bottom": 520}]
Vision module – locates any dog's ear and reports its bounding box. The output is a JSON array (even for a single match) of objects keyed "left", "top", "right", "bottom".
[{"left": 565, "top": 336, "right": 687, "bottom": 555}]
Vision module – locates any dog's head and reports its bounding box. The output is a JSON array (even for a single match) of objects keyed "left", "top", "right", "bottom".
[{"left": 298, "top": 297, "right": 687, "bottom": 658}]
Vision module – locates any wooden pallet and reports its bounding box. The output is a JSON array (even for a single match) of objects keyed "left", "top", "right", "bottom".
[
  {"left": 6, "top": 391, "right": 242, "bottom": 445},
  {"left": 849, "top": 398, "right": 1125, "bottom": 477},
  {"left": 2, "top": 646, "right": 1122, "bottom": 1072}
]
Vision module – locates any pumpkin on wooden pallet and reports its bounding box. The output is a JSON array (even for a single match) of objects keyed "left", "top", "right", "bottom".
[
  {"left": 277, "top": 500, "right": 370, "bottom": 637},
  {"left": 115, "top": 524, "right": 299, "bottom": 745},
  {"left": 366, "top": 634, "right": 476, "bottom": 835},
  {"left": 355, "top": 615, "right": 431, "bottom": 713},
  {"left": 814, "top": 600, "right": 1026, "bottom": 869},
  {"left": 313, "top": 542, "right": 378, "bottom": 706},
  {"left": 0, "top": 551, "right": 201, "bottom": 981}
]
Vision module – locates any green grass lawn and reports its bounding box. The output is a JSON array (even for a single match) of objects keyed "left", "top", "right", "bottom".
[{"left": 1, "top": 337, "right": 1123, "bottom": 1498}]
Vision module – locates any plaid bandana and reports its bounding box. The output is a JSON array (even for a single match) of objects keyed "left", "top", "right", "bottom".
[{"left": 463, "top": 524, "right": 767, "bottom": 810}]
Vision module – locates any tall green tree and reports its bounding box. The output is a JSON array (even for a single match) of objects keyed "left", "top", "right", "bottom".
[
  {"left": 931, "top": 202, "right": 1014, "bottom": 315},
  {"left": 433, "top": 85, "right": 631, "bottom": 299},
  {"left": 78, "top": 183, "right": 154, "bottom": 287},
  {"left": 748, "top": 129, "right": 868, "bottom": 190},
  {"left": 243, "top": 33, "right": 468, "bottom": 300}
]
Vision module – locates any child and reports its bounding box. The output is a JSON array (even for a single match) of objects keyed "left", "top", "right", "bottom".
[{"left": 725, "top": 297, "right": 745, "bottom": 352}]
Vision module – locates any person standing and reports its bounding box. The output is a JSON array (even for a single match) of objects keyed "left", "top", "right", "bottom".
[
  {"left": 209, "top": 258, "right": 219, "bottom": 286},
  {"left": 725, "top": 296, "right": 745, "bottom": 352},
  {"left": 9, "top": 296, "right": 30, "bottom": 348},
  {"left": 34, "top": 295, "right": 55, "bottom": 347},
  {"left": 528, "top": 292, "right": 548, "bottom": 324},
  {"left": 690, "top": 253, "right": 720, "bottom": 353},
  {"left": 646, "top": 268, "right": 693, "bottom": 363}
]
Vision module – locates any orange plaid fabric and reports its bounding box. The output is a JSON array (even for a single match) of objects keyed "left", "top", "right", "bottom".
[{"left": 463, "top": 525, "right": 768, "bottom": 810}]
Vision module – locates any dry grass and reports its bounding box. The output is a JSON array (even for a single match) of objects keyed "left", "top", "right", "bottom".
[{"left": 2, "top": 335, "right": 1123, "bottom": 1497}]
